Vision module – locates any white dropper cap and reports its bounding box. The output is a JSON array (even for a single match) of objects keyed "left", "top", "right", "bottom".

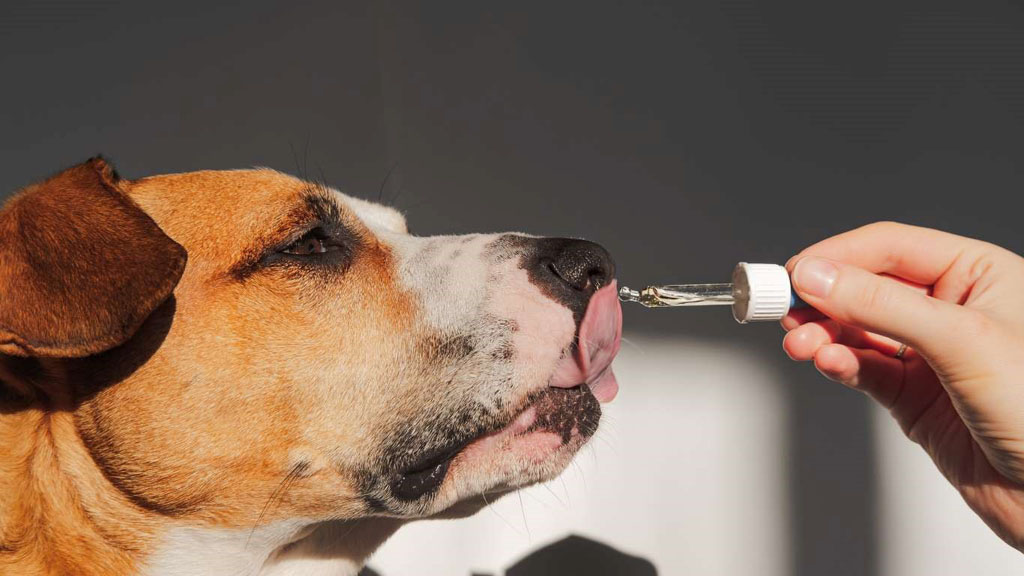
[{"left": 731, "top": 262, "right": 794, "bottom": 323}]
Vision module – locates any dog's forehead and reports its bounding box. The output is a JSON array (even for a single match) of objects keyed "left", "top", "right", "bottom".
[
  {"left": 340, "top": 194, "right": 407, "bottom": 235},
  {"left": 129, "top": 168, "right": 405, "bottom": 268}
]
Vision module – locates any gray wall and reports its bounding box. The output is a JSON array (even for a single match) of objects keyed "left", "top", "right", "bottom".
[{"left": 4, "top": 1, "right": 1024, "bottom": 574}]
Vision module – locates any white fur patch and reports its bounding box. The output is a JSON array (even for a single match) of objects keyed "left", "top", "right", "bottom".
[
  {"left": 485, "top": 261, "right": 575, "bottom": 397},
  {"left": 386, "top": 232, "right": 497, "bottom": 332},
  {"left": 338, "top": 194, "right": 408, "bottom": 234},
  {"left": 143, "top": 520, "right": 311, "bottom": 576}
]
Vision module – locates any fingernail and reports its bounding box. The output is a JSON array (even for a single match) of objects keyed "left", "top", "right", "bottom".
[{"left": 793, "top": 257, "right": 838, "bottom": 298}]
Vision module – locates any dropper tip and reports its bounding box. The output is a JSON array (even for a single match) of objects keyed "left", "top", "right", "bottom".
[{"left": 618, "top": 286, "right": 640, "bottom": 303}]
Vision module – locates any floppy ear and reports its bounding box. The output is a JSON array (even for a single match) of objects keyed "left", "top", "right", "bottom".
[{"left": 0, "top": 157, "right": 187, "bottom": 358}]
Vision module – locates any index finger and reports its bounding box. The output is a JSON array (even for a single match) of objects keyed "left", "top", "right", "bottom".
[{"left": 786, "top": 221, "right": 983, "bottom": 285}]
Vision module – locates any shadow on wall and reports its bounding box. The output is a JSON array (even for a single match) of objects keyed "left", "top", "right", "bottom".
[{"left": 360, "top": 534, "right": 658, "bottom": 576}]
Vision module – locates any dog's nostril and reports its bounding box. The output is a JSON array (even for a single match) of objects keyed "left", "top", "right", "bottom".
[
  {"left": 546, "top": 259, "right": 586, "bottom": 291},
  {"left": 545, "top": 259, "right": 561, "bottom": 279},
  {"left": 547, "top": 240, "right": 615, "bottom": 293}
]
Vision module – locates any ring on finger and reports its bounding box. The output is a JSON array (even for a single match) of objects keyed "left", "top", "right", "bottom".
[{"left": 894, "top": 343, "right": 908, "bottom": 359}]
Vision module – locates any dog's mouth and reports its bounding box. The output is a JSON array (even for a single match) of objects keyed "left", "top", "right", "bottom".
[
  {"left": 391, "top": 386, "right": 602, "bottom": 501},
  {"left": 390, "top": 284, "right": 622, "bottom": 502},
  {"left": 391, "top": 439, "right": 467, "bottom": 502}
]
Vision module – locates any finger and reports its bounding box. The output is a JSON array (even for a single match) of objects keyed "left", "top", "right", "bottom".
[
  {"left": 780, "top": 316, "right": 799, "bottom": 332},
  {"left": 783, "top": 276, "right": 927, "bottom": 331},
  {"left": 781, "top": 306, "right": 828, "bottom": 331},
  {"left": 813, "top": 343, "right": 906, "bottom": 407},
  {"left": 784, "top": 320, "right": 903, "bottom": 361},
  {"left": 782, "top": 276, "right": 929, "bottom": 332},
  {"left": 784, "top": 321, "right": 838, "bottom": 360},
  {"left": 786, "top": 222, "right": 982, "bottom": 287},
  {"left": 790, "top": 256, "right": 976, "bottom": 365}
]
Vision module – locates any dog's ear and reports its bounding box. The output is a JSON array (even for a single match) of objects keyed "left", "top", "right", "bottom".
[{"left": 0, "top": 157, "right": 187, "bottom": 358}]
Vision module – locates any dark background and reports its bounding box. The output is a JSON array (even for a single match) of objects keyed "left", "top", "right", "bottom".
[{"left": 4, "top": 1, "right": 1024, "bottom": 574}]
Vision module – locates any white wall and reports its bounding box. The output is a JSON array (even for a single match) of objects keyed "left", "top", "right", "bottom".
[{"left": 367, "top": 336, "right": 1024, "bottom": 575}]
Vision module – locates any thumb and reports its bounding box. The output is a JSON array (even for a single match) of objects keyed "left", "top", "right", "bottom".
[{"left": 790, "top": 256, "right": 977, "bottom": 366}]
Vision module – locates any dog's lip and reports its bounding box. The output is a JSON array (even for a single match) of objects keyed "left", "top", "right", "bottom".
[
  {"left": 549, "top": 281, "right": 623, "bottom": 403},
  {"left": 391, "top": 384, "right": 600, "bottom": 502},
  {"left": 392, "top": 399, "right": 536, "bottom": 501},
  {"left": 394, "top": 388, "right": 543, "bottom": 470},
  {"left": 391, "top": 440, "right": 469, "bottom": 502},
  {"left": 400, "top": 441, "right": 468, "bottom": 476}
]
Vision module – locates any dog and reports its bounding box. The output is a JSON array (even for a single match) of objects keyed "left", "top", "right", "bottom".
[{"left": 0, "top": 157, "right": 622, "bottom": 576}]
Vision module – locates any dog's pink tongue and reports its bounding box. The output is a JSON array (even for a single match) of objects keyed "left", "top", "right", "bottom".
[{"left": 549, "top": 282, "right": 623, "bottom": 403}]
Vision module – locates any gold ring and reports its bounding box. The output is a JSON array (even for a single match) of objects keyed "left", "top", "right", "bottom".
[{"left": 895, "top": 343, "right": 908, "bottom": 359}]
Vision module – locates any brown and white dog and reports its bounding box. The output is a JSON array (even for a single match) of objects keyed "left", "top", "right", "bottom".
[{"left": 0, "top": 158, "right": 622, "bottom": 576}]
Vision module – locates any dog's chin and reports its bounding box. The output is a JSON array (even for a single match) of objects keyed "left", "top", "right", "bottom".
[{"left": 405, "top": 384, "right": 601, "bottom": 518}]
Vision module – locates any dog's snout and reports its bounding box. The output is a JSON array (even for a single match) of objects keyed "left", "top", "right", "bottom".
[
  {"left": 519, "top": 237, "right": 616, "bottom": 320},
  {"left": 547, "top": 240, "right": 615, "bottom": 293}
]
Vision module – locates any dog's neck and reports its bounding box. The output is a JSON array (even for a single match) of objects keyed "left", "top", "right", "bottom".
[
  {"left": 142, "top": 518, "right": 403, "bottom": 576},
  {"left": 0, "top": 360, "right": 402, "bottom": 576},
  {"left": 0, "top": 390, "right": 157, "bottom": 574},
  {"left": 258, "top": 518, "right": 403, "bottom": 576}
]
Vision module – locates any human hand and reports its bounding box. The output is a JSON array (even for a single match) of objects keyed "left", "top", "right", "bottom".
[{"left": 782, "top": 222, "right": 1024, "bottom": 550}]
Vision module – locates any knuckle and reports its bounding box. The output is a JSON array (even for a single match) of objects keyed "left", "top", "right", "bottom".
[{"left": 965, "top": 251, "right": 998, "bottom": 288}]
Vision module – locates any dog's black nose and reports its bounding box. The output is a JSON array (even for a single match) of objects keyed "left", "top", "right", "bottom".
[
  {"left": 520, "top": 237, "right": 616, "bottom": 320},
  {"left": 546, "top": 239, "right": 616, "bottom": 293}
]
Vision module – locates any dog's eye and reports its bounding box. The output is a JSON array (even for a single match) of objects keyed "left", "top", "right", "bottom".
[{"left": 282, "top": 228, "right": 343, "bottom": 256}]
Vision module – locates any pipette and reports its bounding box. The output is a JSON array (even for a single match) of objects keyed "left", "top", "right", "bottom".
[{"left": 618, "top": 262, "right": 805, "bottom": 323}]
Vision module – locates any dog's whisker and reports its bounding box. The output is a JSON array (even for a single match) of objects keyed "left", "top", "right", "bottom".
[
  {"left": 315, "top": 161, "right": 329, "bottom": 191},
  {"left": 246, "top": 463, "right": 307, "bottom": 548},
  {"left": 516, "top": 490, "right": 532, "bottom": 541},
  {"left": 573, "top": 334, "right": 613, "bottom": 353},
  {"left": 335, "top": 517, "right": 366, "bottom": 543},
  {"left": 388, "top": 181, "right": 407, "bottom": 206},
  {"left": 521, "top": 487, "right": 554, "bottom": 511},
  {"left": 593, "top": 415, "right": 620, "bottom": 441},
  {"left": 619, "top": 335, "right": 646, "bottom": 354},
  {"left": 571, "top": 459, "right": 589, "bottom": 494},
  {"left": 302, "top": 133, "right": 311, "bottom": 182},
  {"left": 592, "top": 433, "right": 618, "bottom": 459},
  {"left": 392, "top": 196, "right": 423, "bottom": 212},
  {"left": 377, "top": 162, "right": 399, "bottom": 204},
  {"left": 540, "top": 481, "right": 568, "bottom": 509},
  {"left": 559, "top": 475, "right": 572, "bottom": 507},
  {"left": 587, "top": 443, "right": 602, "bottom": 472},
  {"left": 481, "top": 490, "right": 526, "bottom": 538},
  {"left": 289, "top": 141, "right": 303, "bottom": 183}
]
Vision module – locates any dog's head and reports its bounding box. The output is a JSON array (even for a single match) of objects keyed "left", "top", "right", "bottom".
[{"left": 0, "top": 158, "right": 621, "bottom": 550}]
